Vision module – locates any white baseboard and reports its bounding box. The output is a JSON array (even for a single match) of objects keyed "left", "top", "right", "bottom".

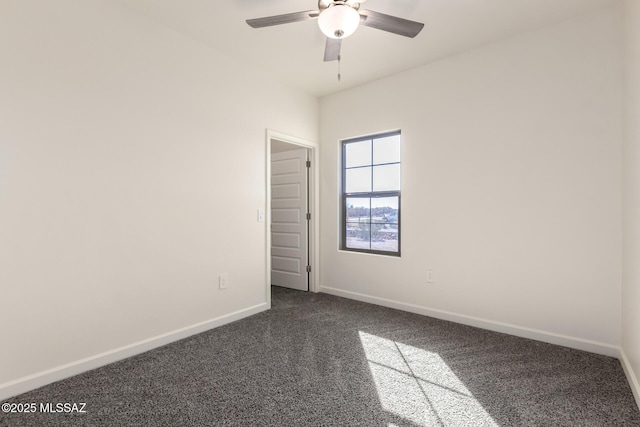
[
  {"left": 0, "top": 303, "right": 268, "bottom": 402},
  {"left": 620, "top": 348, "right": 640, "bottom": 408},
  {"left": 319, "top": 286, "right": 620, "bottom": 358}
]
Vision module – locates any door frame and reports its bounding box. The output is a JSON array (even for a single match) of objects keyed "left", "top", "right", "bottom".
[{"left": 266, "top": 129, "right": 320, "bottom": 307}]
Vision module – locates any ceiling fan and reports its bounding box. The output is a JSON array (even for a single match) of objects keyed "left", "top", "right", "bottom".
[{"left": 246, "top": 0, "right": 424, "bottom": 62}]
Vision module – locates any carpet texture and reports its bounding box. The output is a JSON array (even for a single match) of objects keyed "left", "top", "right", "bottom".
[{"left": 2, "top": 287, "right": 639, "bottom": 426}]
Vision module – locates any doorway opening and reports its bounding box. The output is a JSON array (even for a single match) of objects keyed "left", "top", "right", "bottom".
[{"left": 266, "top": 130, "right": 319, "bottom": 307}]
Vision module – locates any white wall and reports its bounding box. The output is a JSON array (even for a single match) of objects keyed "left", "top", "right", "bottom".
[
  {"left": 320, "top": 6, "right": 622, "bottom": 352},
  {"left": 0, "top": 0, "right": 318, "bottom": 392},
  {"left": 622, "top": 0, "right": 640, "bottom": 404}
]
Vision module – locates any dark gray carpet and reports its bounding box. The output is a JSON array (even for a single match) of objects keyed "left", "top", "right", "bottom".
[{"left": 2, "top": 287, "right": 639, "bottom": 426}]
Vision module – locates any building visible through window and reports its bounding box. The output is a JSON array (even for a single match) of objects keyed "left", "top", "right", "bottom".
[{"left": 341, "top": 131, "right": 401, "bottom": 256}]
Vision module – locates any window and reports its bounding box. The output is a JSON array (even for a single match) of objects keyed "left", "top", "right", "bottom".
[{"left": 341, "top": 131, "right": 401, "bottom": 256}]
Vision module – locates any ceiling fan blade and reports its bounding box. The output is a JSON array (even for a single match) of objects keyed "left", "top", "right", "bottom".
[
  {"left": 324, "top": 38, "right": 342, "bottom": 62},
  {"left": 246, "top": 10, "right": 317, "bottom": 28},
  {"left": 359, "top": 9, "right": 424, "bottom": 38}
]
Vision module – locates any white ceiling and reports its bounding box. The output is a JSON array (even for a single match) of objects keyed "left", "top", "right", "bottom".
[{"left": 113, "top": 0, "right": 617, "bottom": 97}]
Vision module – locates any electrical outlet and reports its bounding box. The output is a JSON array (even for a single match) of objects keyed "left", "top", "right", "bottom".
[
  {"left": 219, "top": 274, "right": 228, "bottom": 290},
  {"left": 426, "top": 269, "right": 434, "bottom": 284}
]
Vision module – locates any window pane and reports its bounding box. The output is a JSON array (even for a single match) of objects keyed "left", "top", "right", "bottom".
[
  {"left": 346, "top": 198, "right": 370, "bottom": 223},
  {"left": 371, "top": 197, "right": 398, "bottom": 224},
  {"left": 373, "top": 164, "right": 400, "bottom": 192},
  {"left": 346, "top": 167, "right": 372, "bottom": 193},
  {"left": 371, "top": 223, "right": 398, "bottom": 252},
  {"left": 346, "top": 223, "right": 370, "bottom": 250},
  {"left": 373, "top": 134, "right": 401, "bottom": 165},
  {"left": 341, "top": 132, "right": 401, "bottom": 255},
  {"left": 345, "top": 140, "right": 371, "bottom": 168}
]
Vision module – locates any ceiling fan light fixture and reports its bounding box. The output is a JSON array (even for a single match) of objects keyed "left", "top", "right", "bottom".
[{"left": 318, "top": 5, "right": 360, "bottom": 39}]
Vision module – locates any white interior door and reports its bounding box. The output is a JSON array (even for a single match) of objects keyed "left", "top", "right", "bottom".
[{"left": 271, "top": 148, "right": 309, "bottom": 291}]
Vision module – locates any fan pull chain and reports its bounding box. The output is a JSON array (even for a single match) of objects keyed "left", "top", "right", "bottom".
[{"left": 337, "top": 55, "right": 341, "bottom": 83}]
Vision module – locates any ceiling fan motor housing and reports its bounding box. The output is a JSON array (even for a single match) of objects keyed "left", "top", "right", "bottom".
[{"left": 318, "top": 0, "right": 362, "bottom": 12}]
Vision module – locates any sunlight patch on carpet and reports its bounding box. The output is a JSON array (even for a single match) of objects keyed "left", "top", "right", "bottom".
[{"left": 359, "top": 331, "right": 498, "bottom": 426}]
